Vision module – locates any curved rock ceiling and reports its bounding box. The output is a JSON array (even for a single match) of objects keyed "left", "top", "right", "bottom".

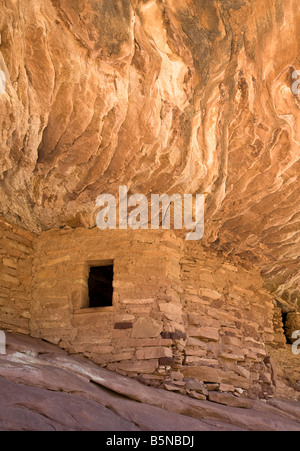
[{"left": 0, "top": 0, "right": 300, "bottom": 308}]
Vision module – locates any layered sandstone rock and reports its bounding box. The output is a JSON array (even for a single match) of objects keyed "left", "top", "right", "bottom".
[
  {"left": 1, "top": 217, "right": 299, "bottom": 402},
  {"left": 0, "top": 0, "right": 300, "bottom": 307},
  {"left": 1, "top": 332, "right": 300, "bottom": 431},
  {"left": 1, "top": 0, "right": 300, "bottom": 413}
]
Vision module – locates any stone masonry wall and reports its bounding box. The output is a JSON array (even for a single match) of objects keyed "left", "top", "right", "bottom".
[
  {"left": 0, "top": 217, "right": 35, "bottom": 334},
  {"left": 177, "top": 244, "right": 277, "bottom": 400},
  {"left": 29, "top": 228, "right": 282, "bottom": 399},
  {"left": 267, "top": 309, "right": 300, "bottom": 399},
  {"left": 0, "top": 218, "right": 299, "bottom": 400},
  {"left": 30, "top": 227, "right": 185, "bottom": 386}
]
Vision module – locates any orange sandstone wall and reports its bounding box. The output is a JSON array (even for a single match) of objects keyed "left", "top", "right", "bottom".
[
  {"left": 180, "top": 245, "right": 276, "bottom": 399},
  {"left": 30, "top": 227, "right": 184, "bottom": 385},
  {"left": 1, "top": 219, "right": 298, "bottom": 400},
  {"left": 28, "top": 226, "right": 282, "bottom": 399},
  {"left": 0, "top": 217, "right": 35, "bottom": 334}
]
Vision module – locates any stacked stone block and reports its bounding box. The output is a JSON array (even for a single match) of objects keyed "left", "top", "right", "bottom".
[
  {"left": 0, "top": 217, "right": 299, "bottom": 400},
  {"left": 0, "top": 218, "right": 34, "bottom": 334},
  {"left": 179, "top": 244, "right": 276, "bottom": 399}
]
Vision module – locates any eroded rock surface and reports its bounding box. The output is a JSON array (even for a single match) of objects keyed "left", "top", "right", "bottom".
[
  {"left": 1, "top": 1, "right": 300, "bottom": 308},
  {"left": 0, "top": 332, "right": 299, "bottom": 431}
]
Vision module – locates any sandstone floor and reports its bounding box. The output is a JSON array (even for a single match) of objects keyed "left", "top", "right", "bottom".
[{"left": 0, "top": 332, "right": 299, "bottom": 431}]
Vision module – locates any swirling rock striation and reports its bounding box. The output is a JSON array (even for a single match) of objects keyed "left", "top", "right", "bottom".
[{"left": 0, "top": 0, "right": 300, "bottom": 307}]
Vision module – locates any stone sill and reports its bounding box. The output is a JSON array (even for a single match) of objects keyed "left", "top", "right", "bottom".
[{"left": 74, "top": 306, "right": 114, "bottom": 315}]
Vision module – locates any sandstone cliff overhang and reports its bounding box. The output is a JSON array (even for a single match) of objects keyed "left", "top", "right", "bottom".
[{"left": 0, "top": 0, "right": 300, "bottom": 306}]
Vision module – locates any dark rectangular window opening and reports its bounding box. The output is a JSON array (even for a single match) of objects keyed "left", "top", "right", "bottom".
[
  {"left": 281, "top": 312, "right": 291, "bottom": 344},
  {"left": 88, "top": 265, "right": 114, "bottom": 308}
]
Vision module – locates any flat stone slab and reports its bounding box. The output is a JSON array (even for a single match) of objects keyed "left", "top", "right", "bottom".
[{"left": 0, "top": 333, "right": 299, "bottom": 431}]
